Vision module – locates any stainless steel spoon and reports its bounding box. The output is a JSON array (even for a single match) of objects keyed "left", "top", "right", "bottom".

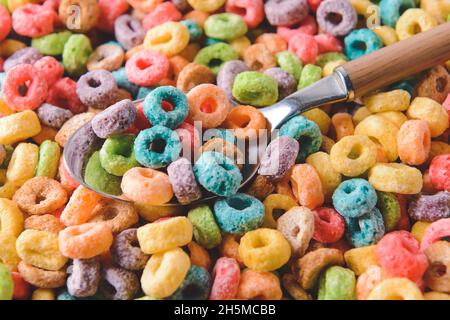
[{"left": 64, "top": 22, "right": 450, "bottom": 207}]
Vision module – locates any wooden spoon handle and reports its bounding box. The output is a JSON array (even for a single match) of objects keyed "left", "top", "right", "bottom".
[{"left": 341, "top": 22, "right": 450, "bottom": 98}]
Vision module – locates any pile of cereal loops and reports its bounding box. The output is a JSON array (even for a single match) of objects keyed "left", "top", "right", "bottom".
[{"left": 0, "top": 0, "right": 449, "bottom": 301}]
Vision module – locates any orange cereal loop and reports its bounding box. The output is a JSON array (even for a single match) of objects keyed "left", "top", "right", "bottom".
[
  {"left": 255, "top": 33, "right": 287, "bottom": 55},
  {"left": 24, "top": 215, "right": 65, "bottom": 234},
  {"left": 183, "top": 10, "right": 209, "bottom": 28},
  {"left": 187, "top": 84, "right": 232, "bottom": 129},
  {"left": 274, "top": 168, "right": 296, "bottom": 200},
  {"left": 176, "top": 63, "right": 215, "bottom": 93},
  {"left": 58, "top": 223, "right": 113, "bottom": 259},
  {"left": 219, "top": 234, "right": 243, "bottom": 266},
  {"left": 290, "top": 164, "right": 324, "bottom": 210},
  {"left": 32, "top": 126, "right": 58, "bottom": 145},
  {"left": 330, "top": 113, "right": 355, "bottom": 141},
  {"left": 236, "top": 269, "right": 282, "bottom": 300},
  {"left": 121, "top": 168, "right": 174, "bottom": 205},
  {"left": 397, "top": 120, "right": 431, "bottom": 166},
  {"left": 187, "top": 241, "right": 211, "bottom": 270},
  {"left": 222, "top": 105, "right": 267, "bottom": 140},
  {"left": 243, "top": 44, "right": 276, "bottom": 72},
  {"left": 179, "top": 43, "right": 201, "bottom": 62},
  {"left": 60, "top": 185, "right": 103, "bottom": 227},
  {"left": 169, "top": 56, "right": 190, "bottom": 81}
]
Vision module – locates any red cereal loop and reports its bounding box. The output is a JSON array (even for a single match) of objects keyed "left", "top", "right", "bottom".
[
  {"left": 429, "top": 154, "right": 450, "bottom": 192},
  {"left": 312, "top": 207, "right": 345, "bottom": 244},
  {"left": 0, "top": 5, "right": 12, "bottom": 42},
  {"left": 421, "top": 218, "right": 450, "bottom": 252},
  {"left": 134, "top": 102, "right": 152, "bottom": 131},
  {"left": 46, "top": 77, "right": 87, "bottom": 114},
  {"left": 209, "top": 257, "right": 241, "bottom": 300},
  {"left": 376, "top": 231, "right": 429, "bottom": 282},
  {"left": 277, "top": 16, "right": 318, "bottom": 41},
  {"left": 125, "top": 50, "right": 170, "bottom": 86},
  {"left": 314, "top": 33, "right": 343, "bottom": 53},
  {"left": 96, "top": 0, "right": 129, "bottom": 33},
  {"left": 58, "top": 158, "right": 80, "bottom": 194},
  {"left": 142, "top": 2, "right": 182, "bottom": 30},
  {"left": 11, "top": 271, "right": 31, "bottom": 300},
  {"left": 34, "top": 56, "right": 64, "bottom": 88},
  {"left": 288, "top": 33, "right": 319, "bottom": 64},
  {"left": 225, "top": 0, "right": 265, "bottom": 29},
  {"left": 12, "top": 4, "right": 54, "bottom": 38},
  {"left": 2, "top": 64, "right": 48, "bottom": 111}
]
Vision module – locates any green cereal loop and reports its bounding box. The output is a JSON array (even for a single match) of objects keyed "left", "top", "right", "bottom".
[
  {"left": 99, "top": 135, "right": 139, "bottom": 177},
  {"left": 84, "top": 151, "right": 122, "bottom": 196},
  {"left": 0, "top": 263, "right": 13, "bottom": 300},
  {"left": 32, "top": 31, "right": 72, "bottom": 56},
  {"left": 204, "top": 13, "right": 248, "bottom": 41},
  {"left": 36, "top": 140, "right": 61, "bottom": 179},
  {"left": 232, "top": 71, "right": 279, "bottom": 107},
  {"left": 62, "top": 34, "right": 93, "bottom": 76},
  {"left": 298, "top": 64, "right": 322, "bottom": 89},
  {"left": 316, "top": 52, "right": 347, "bottom": 68},
  {"left": 194, "top": 43, "right": 239, "bottom": 75},
  {"left": 318, "top": 266, "right": 356, "bottom": 300},
  {"left": 187, "top": 205, "right": 222, "bottom": 249},
  {"left": 276, "top": 51, "right": 303, "bottom": 82},
  {"left": 376, "top": 191, "right": 401, "bottom": 232}
]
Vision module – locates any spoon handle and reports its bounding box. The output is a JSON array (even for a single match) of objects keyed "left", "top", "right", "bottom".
[{"left": 340, "top": 22, "right": 450, "bottom": 98}]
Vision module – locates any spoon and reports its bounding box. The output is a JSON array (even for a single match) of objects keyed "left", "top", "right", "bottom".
[{"left": 64, "top": 22, "right": 450, "bottom": 207}]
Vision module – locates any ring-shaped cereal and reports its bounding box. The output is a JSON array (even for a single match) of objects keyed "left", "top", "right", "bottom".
[
  {"left": 13, "top": 177, "right": 68, "bottom": 216},
  {"left": 236, "top": 269, "right": 283, "bottom": 300},
  {"left": 238, "top": 228, "right": 291, "bottom": 271},
  {"left": 368, "top": 163, "right": 423, "bottom": 194},
  {"left": 262, "top": 193, "right": 297, "bottom": 229},
  {"left": 187, "top": 84, "right": 232, "bottom": 129},
  {"left": 290, "top": 164, "right": 324, "bottom": 210},
  {"left": 121, "top": 167, "right": 174, "bottom": 205},
  {"left": 17, "top": 261, "right": 67, "bottom": 289},
  {"left": 24, "top": 214, "right": 65, "bottom": 234},
  {"left": 99, "top": 134, "right": 140, "bottom": 177},
  {"left": 420, "top": 218, "right": 450, "bottom": 252},
  {"left": 60, "top": 185, "right": 102, "bottom": 227},
  {"left": 89, "top": 199, "right": 139, "bottom": 234},
  {"left": 187, "top": 0, "right": 225, "bottom": 13},
  {"left": 143, "top": 21, "right": 190, "bottom": 57},
  {"left": 176, "top": 63, "right": 215, "bottom": 93},
  {"left": 0, "top": 198, "right": 24, "bottom": 237},
  {"left": 58, "top": 223, "right": 114, "bottom": 259},
  {"left": 209, "top": 257, "right": 240, "bottom": 300},
  {"left": 125, "top": 50, "right": 170, "bottom": 87},
  {"left": 201, "top": 138, "right": 244, "bottom": 170},
  {"left": 395, "top": 8, "right": 438, "bottom": 41},
  {"left": 330, "top": 135, "right": 378, "bottom": 177},
  {"left": 111, "top": 228, "right": 150, "bottom": 271},
  {"left": 367, "top": 278, "right": 424, "bottom": 300},
  {"left": 222, "top": 105, "right": 267, "bottom": 140},
  {"left": 397, "top": 120, "right": 431, "bottom": 165},
  {"left": 312, "top": 207, "right": 345, "bottom": 244},
  {"left": 87, "top": 43, "right": 124, "bottom": 71},
  {"left": 424, "top": 241, "right": 450, "bottom": 293}
]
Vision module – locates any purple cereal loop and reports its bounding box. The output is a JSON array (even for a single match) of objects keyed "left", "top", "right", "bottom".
[
  {"left": 167, "top": 157, "right": 202, "bottom": 204},
  {"left": 258, "top": 136, "right": 299, "bottom": 181},
  {"left": 67, "top": 258, "right": 101, "bottom": 298},
  {"left": 111, "top": 228, "right": 149, "bottom": 271},
  {"left": 264, "top": 0, "right": 310, "bottom": 27},
  {"left": 3, "top": 47, "right": 43, "bottom": 72},
  {"left": 316, "top": 0, "right": 358, "bottom": 37},
  {"left": 114, "top": 15, "right": 146, "bottom": 51},
  {"left": 264, "top": 67, "right": 297, "bottom": 100},
  {"left": 408, "top": 191, "right": 450, "bottom": 222},
  {"left": 91, "top": 99, "right": 137, "bottom": 139},
  {"left": 217, "top": 60, "right": 249, "bottom": 101},
  {"left": 76, "top": 70, "right": 118, "bottom": 109},
  {"left": 100, "top": 266, "right": 139, "bottom": 300},
  {"left": 37, "top": 103, "right": 74, "bottom": 129}
]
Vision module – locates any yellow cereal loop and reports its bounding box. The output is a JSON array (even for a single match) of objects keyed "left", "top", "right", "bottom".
[
  {"left": 330, "top": 135, "right": 378, "bottom": 177},
  {"left": 144, "top": 22, "right": 190, "bottom": 57},
  {"left": 0, "top": 233, "right": 20, "bottom": 270},
  {"left": 372, "top": 26, "right": 399, "bottom": 46},
  {"left": 368, "top": 163, "right": 423, "bottom": 194},
  {"left": 362, "top": 90, "right": 410, "bottom": 113},
  {"left": 354, "top": 114, "right": 399, "bottom": 162},
  {"left": 135, "top": 202, "right": 182, "bottom": 222},
  {"left": 0, "top": 181, "right": 19, "bottom": 199},
  {"left": 137, "top": 216, "right": 193, "bottom": 254},
  {"left": 344, "top": 245, "right": 379, "bottom": 276},
  {"left": 322, "top": 60, "right": 346, "bottom": 77},
  {"left": 353, "top": 107, "right": 372, "bottom": 125},
  {"left": 424, "top": 292, "right": 450, "bottom": 300},
  {"left": 32, "top": 289, "right": 55, "bottom": 300},
  {"left": 0, "top": 111, "right": 41, "bottom": 145},
  {"left": 262, "top": 194, "right": 298, "bottom": 228},
  {"left": 368, "top": 278, "right": 424, "bottom": 300},
  {"left": 187, "top": 0, "right": 226, "bottom": 13},
  {"left": 230, "top": 36, "right": 251, "bottom": 58},
  {"left": 411, "top": 221, "right": 431, "bottom": 243},
  {"left": 16, "top": 229, "right": 68, "bottom": 271},
  {"left": 0, "top": 198, "right": 24, "bottom": 237},
  {"left": 421, "top": 0, "right": 450, "bottom": 21},
  {"left": 302, "top": 109, "right": 331, "bottom": 135},
  {"left": 141, "top": 248, "right": 191, "bottom": 299},
  {"left": 429, "top": 141, "right": 450, "bottom": 160},
  {"left": 0, "top": 100, "right": 15, "bottom": 117},
  {"left": 350, "top": 0, "right": 376, "bottom": 18},
  {"left": 6, "top": 143, "right": 39, "bottom": 187},
  {"left": 396, "top": 9, "right": 438, "bottom": 41},
  {"left": 376, "top": 111, "right": 408, "bottom": 128},
  {"left": 306, "top": 152, "right": 342, "bottom": 200},
  {"left": 406, "top": 97, "right": 449, "bottom": 137},
  {"left": 0, "top": 39, "right": 27, "bottom": 57},
  {"left": 238, "top": 228, "right": 291, "bottom": 272}
]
